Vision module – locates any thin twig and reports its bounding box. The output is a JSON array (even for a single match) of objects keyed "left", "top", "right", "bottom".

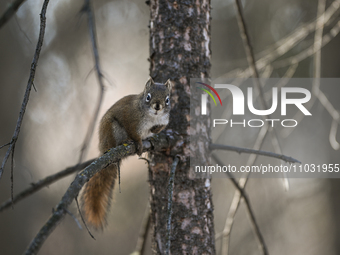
[
  {"left": 317, "top": 88, "right": 340, "bottom": 149},
  {"left": 71, "top": 1, "right": 107, "bottom": 233},
  {"left": 216, "top": 1, "right": 339, "bottom": 254},
  {"left": 23, "top": 134, "right": 171, "bottom": 255},
  {"left": 131, "top": 164, "right": 152, "bottom": 255},
  {"left": 64, "top": 208, "right": 82, "bottom": 230},
  {"left": 0, "top": 0, "right": 27, "bottom": 29},
  {"left": 0, "top": 142, "right": 11, "bottom": 150},
  {"left": 75, "top": 196, "right": 95, "bottom": 240},
  {"left": 10, "top": 143, "right": 15, "bottom": 208},
  {"left": 314, "top": 0, "right": 326, "bottom": 80},
  {"left": 138, "top": 157, "right": 151, "bottom": 164},
  {"left": 278, "top": 21, "right": 340, "bottom": 149},
  {"left": 261, "top": 64, "right": 273, "bottom": 79},
  {"left": 0, "top": 159, "right": 94, "bottom": 213},
  {"left": 0, "top": 0, "right": 49, "bottom": 192},
  {"left": 77, "top": 0, "right": 106, "bottom": 164},
  {"left": 230, "top": 3, "right": 285, "bottom": 252},
  {"left": 165, "top": 156, "right": 179, "bottom": 255},
  {"left": 281, "top": 0, "right": 326, "bottom": 138},
  {"left": 234, "top": 0, "right": 286, "bottom": 190},
  {"left": 212, "top": 154, "right": 268, "bottom": 255},
  {"left": 234, "top": 0, "right": 277, "bottom": 120},
  {"left": 317, "top": 88, "right": 340, "bottom": 123},
  {"left": 118, "top": 163, "right": 121, "bottom": 193},
  {"left": 210, "top": 143, "right": 300, "bottom": 164},
  {"left": 264, "top": 63, "right": 299, "bottom": 101},
  {"left": 15, "top": 15, "right": 32, "bottom": 44},
  {"left": 131, "top": 203, "right": 151, "bottom": 255},
  {"left": 273, "top": 20, "right": 340, "bottom": 69},
  {"left": 234, "top": 0, "right": 265, "bottom": 105},
  {"left": 223, "top": 0, "right": 340, "bottom": 79},
  {"left": 330, "top": 119, "right": 340, "bottom": 150},
  {"left": 220, "top": 125, "right": 269, "bottom": 255},
  {"left": 257, "top": 0, "right": 340, "bottom": 62}
]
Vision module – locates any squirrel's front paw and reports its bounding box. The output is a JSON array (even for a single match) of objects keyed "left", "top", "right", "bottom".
[
  {"left": 150, "top": 125, "right": 166, "bottom": 134},
  {"left": 135, "top": 140, "right": 143, "bottom": 156}
]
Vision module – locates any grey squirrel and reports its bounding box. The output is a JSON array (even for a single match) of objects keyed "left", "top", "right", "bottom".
[{"left": 81, "top": 77, "right": 172, "bottom": 229}]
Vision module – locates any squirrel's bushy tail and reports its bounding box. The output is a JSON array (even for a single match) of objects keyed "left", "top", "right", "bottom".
[{"left": 81, "top": 163, "right": 117, "bottom": 229}]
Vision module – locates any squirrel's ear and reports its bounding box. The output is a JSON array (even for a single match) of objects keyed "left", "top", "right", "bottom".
[
  {"left": 145, "top": 76, "right": 155, "bottom": 89},
  {"left": 164, "top": 79, "right": 172, "bottom": 91}
]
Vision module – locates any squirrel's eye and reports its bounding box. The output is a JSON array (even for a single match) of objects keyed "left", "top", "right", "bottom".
[
  {"left": 165, "top": 96, "right": 170, "bottom": 105},
  {"left": 146, "top": 93, "right": 151, "bottom": 102}
]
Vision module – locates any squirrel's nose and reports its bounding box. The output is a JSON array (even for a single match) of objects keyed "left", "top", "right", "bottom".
[{"left": 155, "top": 103, "right": 160, "bottom": 111}]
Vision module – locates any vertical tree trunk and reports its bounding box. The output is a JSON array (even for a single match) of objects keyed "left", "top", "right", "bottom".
[{"left": 148, "top": 0, "right": 215, "bottom": 254}]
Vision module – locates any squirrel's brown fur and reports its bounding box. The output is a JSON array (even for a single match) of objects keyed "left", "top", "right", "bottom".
[{"left": 81, "top": 77, "right": 171, "bottom": 229}]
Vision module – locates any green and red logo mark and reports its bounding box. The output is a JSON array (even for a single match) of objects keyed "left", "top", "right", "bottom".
[
  {"left": 196, "top": 82, "right": 222, "bottom": 115},
  {"left": 196, "top": 82, "right": 222, "bottom": 106}
]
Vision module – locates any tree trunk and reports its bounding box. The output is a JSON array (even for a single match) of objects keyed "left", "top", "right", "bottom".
[{"left": 148, "top": 0, "right": 215, "bottom": 254}]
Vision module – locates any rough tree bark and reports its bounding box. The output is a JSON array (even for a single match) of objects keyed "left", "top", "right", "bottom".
[{"left": 148, "top": 0, "right": 215, "bottom": 254}]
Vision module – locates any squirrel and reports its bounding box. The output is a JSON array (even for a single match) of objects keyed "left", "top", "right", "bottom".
[{"left": 81, "top": 77, "right": 172, "bottom": 229}]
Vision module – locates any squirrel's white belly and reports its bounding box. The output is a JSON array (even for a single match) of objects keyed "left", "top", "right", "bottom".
[{"left": 138, "top": 112, "right": 169, "bottom": 139}]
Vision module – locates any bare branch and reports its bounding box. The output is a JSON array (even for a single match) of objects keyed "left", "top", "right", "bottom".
[
  {"left": 0, "top": 0, "right": 27, "bottom": 29},
  {"left": 317, "top": 89, "right": 340, "bottom": 150},
  {"left": 330, "top": 119, "right": 340, "bottom": 150},
  {"left": 77, "top": 0, "right": 106, "bottom": 164},
  {"left": 281, "top": 0, "right": 326, "bottom": 138},
  {"left": 0, "top": 159, "right": 94, "bottom": 213},
  {"left": 217, "top": 2, "right": 338, "bottom": 253},
  {"left": 212, "top": 154, "right": 268, "bottom": 255},
  {"left": 279, "top": 20, "right": 340, "bottom": 146},
  {"left": 234, "top": 0, "right": 286, "bottom": 189},
  {"left": 131, "top": 160, "right": 152, "bottom": 255},
  {"left": 138, "top": 157, "right": 151, "bottom": 164},
  {"left": 273, "top": 20, "right": 340, "bottom": 69},
  {"left": 258, "top": 0, "right": 340, "bottom": 62},
  {"left": 317, "top": 89, "right": 340, "bottom": 123},
  {"left": 23, "top": 134, "right": 171, "bottom": 255},
  {"left": 10, "top": 143, "right": 15, "bottom": 207},
  {"left": 0, "top": 0, "right": 49, "bottom": 181},
  {"left": 234, "top": 0, "right": 267, "bottom": 109},
  {"left": 210, "top": 144, "right": 300, "bottom": 164},
  {"left": 220, "top": 125, "right": 269, "bottom": 255},
  {"left": 0, "top": 142, "right": 11, "bottom": 150},
  {"left": 234, "top": 0, "right": 258, "bottom": 77},
  {"left": 261, "top": 64, "right": 273, "bottom": 79},
  {"left": 223, "top": 0, "right": 340, "bottom": 79},
  {"left": 64, "top": 208, "right": 82, "bottom": 230},
  {"left": 75, "top": 196, "right": 95, "bottom": 240},
  {"left": 118, "top": 162, "right": 121, "bottom": 193},
  {"left": 224, "top": 3, "right": 289, "bottom": 248},
  {"left": 166, "top": 156, "right": 179, "bottom": 255},
  {"left": 131, "top": 203, "right": 151, "bottom": 255},
  {"left": 264, "top": 63, "right": 299, "bottom": 101},
  {"left": 221, "top": 2, "right": 289, "bottom": 244},
  {"left": 14, "top": 15, "right": 32, "bottom": 44},
  {"left": 314, "top": 0, "right": 326, "bottom": 80}
]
